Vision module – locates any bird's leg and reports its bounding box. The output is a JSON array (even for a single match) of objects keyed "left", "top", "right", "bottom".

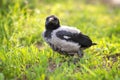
[
  {"left": 78, "top": 49, "right": 84, "bottom": 58},
  {"left": 73, "top": 54, "right": 80, "bottom": 64},
  {"left": 73, "top": 49, "right": 84, "bottom": 64}
]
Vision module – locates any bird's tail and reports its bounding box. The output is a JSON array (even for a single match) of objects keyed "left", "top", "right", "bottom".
[{"left": 92, "top": 43, "right": 97, "bottom": 45}]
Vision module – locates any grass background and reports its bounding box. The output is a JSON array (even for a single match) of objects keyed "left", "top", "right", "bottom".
[{"left": 0, "top": 0, "right": 120, "bottom": 80}]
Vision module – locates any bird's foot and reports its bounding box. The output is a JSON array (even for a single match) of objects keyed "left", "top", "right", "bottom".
[{"left": 78, "top": 50, "right": 84, "bottom": 58}]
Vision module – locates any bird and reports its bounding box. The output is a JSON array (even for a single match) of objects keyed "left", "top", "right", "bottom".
[{"left": 42, "top": 15, "right": 96, "bottom": 58}]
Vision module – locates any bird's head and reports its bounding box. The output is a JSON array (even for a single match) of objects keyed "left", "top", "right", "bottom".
[{"left": 45, "top": 15, "right": 60, "bottom": 30}]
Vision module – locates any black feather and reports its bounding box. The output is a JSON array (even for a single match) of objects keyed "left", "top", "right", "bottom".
[
  {"left": 44, "top": 30, "right": 52, "bottom": 39},
  {"left": 56, "top": 30, "right": 93, "bottom": 48},
  {"left": 92, "top": 43, "right": 97, "bottom": 45},
  {"left": 45, "top": 15, "right": 60, "bottom": 30}
]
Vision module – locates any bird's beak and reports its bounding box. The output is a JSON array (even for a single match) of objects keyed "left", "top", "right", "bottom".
[
  {"left": 48, "top": 17, "right": 54, "bottom": 22},
  {"left": 48, "top": 17, "right": 58, "bottom": 24}
]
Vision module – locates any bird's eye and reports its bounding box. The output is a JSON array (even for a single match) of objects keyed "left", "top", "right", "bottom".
[{"left": 54, "top": 18, "right": 57, "bottom": 20}]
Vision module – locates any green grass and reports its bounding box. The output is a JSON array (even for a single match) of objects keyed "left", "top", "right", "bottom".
[{"left": 0, "top": 0, "right": 120, "bottom": 80}]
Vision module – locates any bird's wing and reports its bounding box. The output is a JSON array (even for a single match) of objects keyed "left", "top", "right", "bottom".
[{"left": 56, "top": 30, "right": 92, "bottom": 48}]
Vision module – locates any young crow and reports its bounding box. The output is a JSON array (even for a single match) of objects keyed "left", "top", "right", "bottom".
[{"left": 43, "top": 15, "right": 96, "bottom": 57}]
